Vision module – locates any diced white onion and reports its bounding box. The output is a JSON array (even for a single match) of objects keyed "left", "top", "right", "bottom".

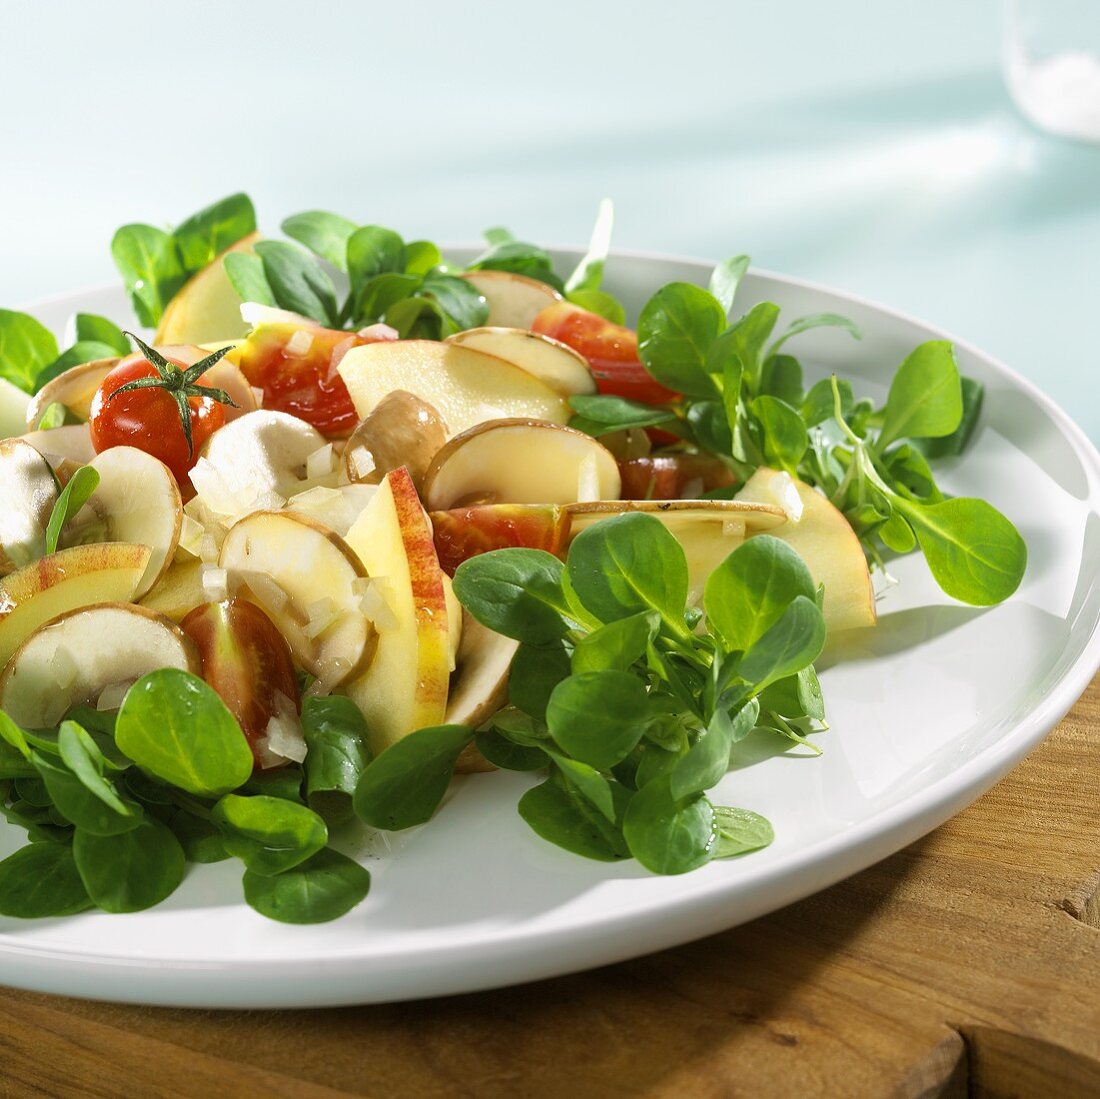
[
  {"left": 357, "top": 576, "right": 399, "bottom": 632},
  {"left": 250, "top": 386, "right": 265, "bottom": 408},
  {"left": 262, "top": 709, "right": 308, "bottom": 765},
  {"left": 202, "top": 566, "right": 229, "bottom": 601},
  {"left": 285, "top": 329, "right": 314, "bottom": 358},
  {"left": 349, "top": 445, "right": 376, "bottom": 480},
  {"left": 304, "top": 596, "right": 339, "bottom": 639},
  {"left": 178, "top": 514, "right": 205, "bottom": 558},
  {"left": 306, "top": 443, "right": 335, "bottom": 481},
  {"left": 96, "top": 680, "right": 134, "bottom": 713},
  {"left": 231, "top": 569, "right": 290, "bottom": 615}
]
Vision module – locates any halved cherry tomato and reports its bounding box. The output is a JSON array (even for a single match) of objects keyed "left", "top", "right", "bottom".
[
  {"left": 181, "top": 598, "right": 301, "bottom": 770},
  {"left": 618, "top": 454, "right": 737, "bottom": 501},
  {"left": 234, "top": 323, "right": 397, "bottom": 437},
  {"left": 531, "top": 302, "right": 679, "bottom": 407},
  {"left": 89, "top": 355, "right": 226, "bottom": 488}
]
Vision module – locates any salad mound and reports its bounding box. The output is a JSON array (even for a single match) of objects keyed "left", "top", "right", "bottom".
[{"left": 0, "top": 195, "right": 1026, "bottom": 924}]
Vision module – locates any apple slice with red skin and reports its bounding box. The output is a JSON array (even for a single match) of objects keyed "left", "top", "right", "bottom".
[
  {"left": 431, "top": 504, "right": 571, "bottom": 576},
  {"left": 181, "top": 598, "right": 301, "bottom": 769},
  {"left": 344, "top": 466, "right": 456, "bottom": 755}
]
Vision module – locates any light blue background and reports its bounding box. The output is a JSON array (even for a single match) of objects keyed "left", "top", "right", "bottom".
[{"left": 1, "top": 0, "right": 1096, "bottom": 439}]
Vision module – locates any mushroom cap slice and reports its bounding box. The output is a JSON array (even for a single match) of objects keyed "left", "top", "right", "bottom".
[
  {"left": 191, "top": 409, "right": 328, "bottom": 520},
  {"left": 445, "top": 327, "right": 596, "bottom": 397},
  {"left": 337, "top": 341, "right": 569, "bottom": 440},
  {"left": 0, "top": 602, "right": 201, "bottom": 728},
  {"left": 64, "top": 446, "right": 183, "bottom": 599},
  {"left": 25, "top": 357, "right": 117, "bottom": 431},
  {"left": 0, "top": 542, "right": 152, "bottom": 666},
  {"left": 448, "top": 613, "right": 520, "bottom": 775},
  {"left": 423, "top": 419, "right": 621, "bottom": 512},
  {"left": 342, "top": 390, "right": 448, "bottom": 492},
  {"left": 219, "top": 510, "right": 374, "bottom": 688},
  {"left": 21, "top": 424, "right": 96, "bottom": 466},
  {"left": 0, "top": 438, "right": 59, "bottom": 577},
  {"left": 456, "top": 270, "right": 562, "bottom": 329}
]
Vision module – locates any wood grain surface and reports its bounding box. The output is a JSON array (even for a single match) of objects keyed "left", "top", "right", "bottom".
[{"left": 0, "top": 675, "right": 1096, "bottom": 1099}]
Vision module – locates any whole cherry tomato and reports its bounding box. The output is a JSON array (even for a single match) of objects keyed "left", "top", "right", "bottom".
[
  {"left": 531, "top": 302, "right": 679, "bottom": 407},
  {"left": 89, "top": 341, "right": 232, "bottom": 488}
]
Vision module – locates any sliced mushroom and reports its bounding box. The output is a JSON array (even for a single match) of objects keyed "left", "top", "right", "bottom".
[
  {"left": 64, "top": 446, "right": 183, "bottom": 598},
  {"left": 25, "top": 357, "right": 117, "bottom": 431},
  {"left": 342, "top": 390, "right": 449, "bottom": 492},
  {"left": 445, "top": 327, "right": 596, "bottom": 397},
  {"left": 0, "top": 438, "right": 59, "bottom": 577},
  {"left": 219, "top": 510, "right": 374, "bottom": 688},
  {"left": 190, "top": 410, "right": 327, "bottom": 520},
  {"left": 565, "top": 499, "right": 787, "bottom": 605},
  {"left": 456, "top": 270, "right": 562, "bottom": 329},
  {"left": 22, "top": 424, "right": 96, "bottom": 466},
  {"left": 448, "top": 613, "right": 520, "bottom": 775},
  {"left": 423, "top": 419, "right": 621, "bottom": 512},
  {"left": 0, "top": 603, "right": 201, "bottom": 728}
]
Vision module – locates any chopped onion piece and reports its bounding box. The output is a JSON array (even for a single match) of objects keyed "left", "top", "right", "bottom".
[
  {"left": 250, "top": 386, "right": 265, "bottom": 408},
  {"left": 349, "top": 444, "right": 376, "bottom": 480},
  {"left": 230, "top": 569, "right": 290, "bottom": 615},
  {"left": 357, "top": 576, "right": 399, "bottom": 632},
  {"left": 262, "top": 708, "right": 308, "bottom": 765},
  {"left": 285, "top": 329, "right": 314, "bottom": 358},
  {"left": 306, "top": 443, "right": 335, "bottom": 481},
  {"left": 304, "top": 596, "right": 339, "bottom": 639},
  {"left": 97, "top": 680, "right": 134, "bottom": 713},
  {"left": 179, "top": 514, "right": 205, "bottom": 558},
  {"left": 202, "top": 566, "right": 229, "bottom": 602}
]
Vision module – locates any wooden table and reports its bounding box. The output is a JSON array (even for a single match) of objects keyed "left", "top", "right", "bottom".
[{"left": 0, "top": 675, "right": 1097, "bottom": 1099}]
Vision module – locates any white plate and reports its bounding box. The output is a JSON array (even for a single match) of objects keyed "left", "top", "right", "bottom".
[{"left": 5, "top": 251, "right": 1099, "bottom": 1009}]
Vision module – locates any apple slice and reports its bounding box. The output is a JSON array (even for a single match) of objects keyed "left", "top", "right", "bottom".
[
  {"left": 736, "top": 467, "right": 876, "bottom": 632},
  {"left": 457, "top": 270, "right": 562, "bottom": 329},
  {"left": 445, "top": 327, "right": 595, "bottom": 397},
  {"left": 342, "top": 391, "right": 448, "bottom": 492},
  {"left": 0, "top": 603, "right": 200, "bottom": 728},
  {"left": 423, "top": 419, "right": 621, "bottom": 512},
  {"left": 64, "top": 446, "right": 183, "bottom": 598},
  {"left": 431, "top": 503, "right": 571, "bottom": 576},
  {"left": 219, "top": 510, "right": 373, "bottom": 687},
  {"left": 566, "top": 500, "right": 786, "bottom": 606},
  {"left": 189, "top": 410, "right": 327, "bottom": 521},
  {"left": 0, "top": 438, "right": 59, "bottom": 577},
  {"left": 25, "top": 357, "right": 117, "bottom": 431},
  {"left": 139, "top": 559, "right": 207, "bottom": 623},
  {"left": 344, "top": 467, "right": 454, "bottom": 755},
  {"left": 0, "top": 542, "right": 152, "bottom": 666},
  {"left": 338, "top": 341, "right": 569, "bottom": 439},
  {"left": 154, "top": 232, "right": 260, "bottom": 345},
  {"left": 22, "top": 424, "right": 96, "bottom": 466}
]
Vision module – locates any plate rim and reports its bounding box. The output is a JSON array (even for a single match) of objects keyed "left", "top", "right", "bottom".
[{"left": 7, "top": 255, "right": 1100, "bottom": 1007}]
